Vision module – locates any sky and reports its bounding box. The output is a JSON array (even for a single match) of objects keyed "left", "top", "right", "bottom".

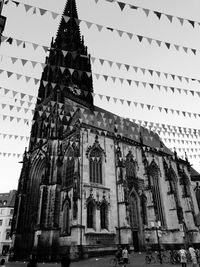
[{"left": 1, "top": 0, "right": 200, "bottom": 192}]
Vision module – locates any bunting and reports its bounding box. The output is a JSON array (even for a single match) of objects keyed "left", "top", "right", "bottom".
[
  {"left": 5, "top": 0, "right": 200, "bottom": 32},
  {"left": 2, "top": 15, "right": 200, "bottom": 55}
]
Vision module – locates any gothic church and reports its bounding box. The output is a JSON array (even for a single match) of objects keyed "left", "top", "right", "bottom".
[{"left": 11, "top": 0, "right": 200, "bottom": 261}]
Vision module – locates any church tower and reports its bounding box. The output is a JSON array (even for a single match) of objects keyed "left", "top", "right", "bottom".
[{"left": 12, "top": 0, "right": 94, "bottom": 260}]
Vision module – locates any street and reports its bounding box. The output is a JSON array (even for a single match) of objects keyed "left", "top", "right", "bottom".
[{"left": 4, "top": 253, "right": 186, "bottom": 267}]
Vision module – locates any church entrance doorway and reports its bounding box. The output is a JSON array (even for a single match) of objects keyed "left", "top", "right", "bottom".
[{"left": 132, "top": 231, "right": 139, "bottom": 252}]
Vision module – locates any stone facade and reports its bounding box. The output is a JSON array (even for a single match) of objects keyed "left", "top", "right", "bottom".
[{"left": 11, "top": 0, "right": 200, "bottom": 261}]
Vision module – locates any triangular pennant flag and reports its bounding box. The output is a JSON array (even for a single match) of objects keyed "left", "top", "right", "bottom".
[
  {"left": 137, "top": 35, "right": 143, "bottom": 42},
  {"left": 96, "top": 24, "right": 103, "bottom": 32},
  {"left": 117, "top": 1, "right": 126, "bottom": 11},
  {"left": 174, "top": 44, "right": 179, "bottom": 51},
  {"left": 127, "top": 32, "right": 133, "bottom": 39},
  {"left": 178, "top": 17, "right": 184, "bottom": 25},
  {"left": 183, "top": 47, "right": 188, "bottom": 53},
  {"left": 146, "top": 37, "right": 152, "bottom": 44},
  {"left": 143, "top": 8, "right": 149, "bottom": 17},
  {"left": 165, "top": 42, "right": 170, "bottom": 49},
  {"left": 86, "top": 21, "right": 93, "bottom": 29},
  {"left": 166, "top": 15, "right": 173, "bottom": 23},
  {"left": 51, "top": 12, "right": 59, "bottom": 20},
  {"left": 117, "top": 30, "right": 123, "bottom": 37},
  {"left": 188, "top": 20, "right": 195, "bottom": 28},
  {"left": 63, "top": 15, "right": 70, "bottom": 23},
  {"left": 11, "top": 57, "right": 18, "bottom": 64},
  {"left": 154, "top": 11, "right": 162, "bottom": 20},
  {"left": 23, "top": 3, "right": 33, "bottom": 13},
  {"left": 32, "top": 43, "right": 38, "bottom": 50},
  {"left": 39, "top": 8, "right": 46, "bottom": 16},
  {"left": 155, "top": 40, "right": 161, "bottom": 47}
]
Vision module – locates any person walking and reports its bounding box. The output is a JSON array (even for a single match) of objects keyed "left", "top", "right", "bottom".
[
  {"left": 122, "top": 247, "right": 129, "bottom": 267},
  {"left": 189, "top": 245, "right": 197, "bottom": 267},
  {"left": 115, "top": 247, "right": 122, "bottom": 264},
  {"left": 179, "top": 247, "right": 187, "bottom": 267}
]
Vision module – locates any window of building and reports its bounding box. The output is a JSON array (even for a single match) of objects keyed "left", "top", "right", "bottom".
[
  {"left": 3, "top": 201, "right": 7, "bottom": 206},
  {"left": 0, "top": 220, "right": 2, "bottom": 226},
  {"left": 100, "top": 202, "right": 108, "bottom": 229},
  {"left": 89, "top": 148, "right": 102, "bottom": 184},
  {"left": 87, "top": 201, "right": 95, "bottom": 229},
  {"left": 8, "top": 219, "right": 12, "bottom": 226},
  {"left": 63, "top": 147, "right": 74, "bottom": 189},
  {"left": 62, "top": 201, "right": 70, "bottom": 235},
  {"left": 5, "top": 231, "right": 10, "bottom": 240},
  {"left": 149, "top": 161, "right": 165, "bottom": 226},
  {"left": 10, "top": 209, "right": 14, "bottom": 215}
]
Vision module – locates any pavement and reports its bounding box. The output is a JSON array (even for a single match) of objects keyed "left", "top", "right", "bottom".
[{"left": 2, "top": 252, "right": 185, "bottom": 267}]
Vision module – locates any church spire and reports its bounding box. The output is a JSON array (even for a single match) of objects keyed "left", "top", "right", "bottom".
[{"left": 55, "top": 0, "right": 82, "bottom": 51}]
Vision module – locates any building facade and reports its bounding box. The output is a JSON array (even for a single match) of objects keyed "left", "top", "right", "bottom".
[
  {"left": 0, "top": 190, "right": 16, "bottom": 255},
  {"left": 11, "top": 0, "right": 200, "bottom": 261}
]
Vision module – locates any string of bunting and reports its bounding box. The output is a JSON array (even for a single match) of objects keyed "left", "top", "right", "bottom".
[
  {"left": 0, "top": 151, "right": 23, "bottom": 158},
  {"left": 0, "top": 132, "right": 29, "bottom": 141},
  {"left": 1, "top": 35, "right": 49, "bottom": 53},
  {"left": 1, "top": 83, "right": 200, "bottom": 140},
  {"left": 5, "top": 0, "right": 200, "bottom": 30},
  {"left": 0, "top": 57, "right": 200, "bottom": 100},
  {"left": 0, "top": 54, "right": 197, "bottom": 97},
  {"left": 0, "top": 54, "right": 200, "bottom": 97},
  {"left": 91, "top": 56, "right": 200, "bottom": 85},
  {"left": 97, "top": 0, "right": 200, "bottom": 29},
  {"left": 1, "top": 79, "right": 200, "bottom": 123},
  {"left": 0, "top": 87, "right": 38, "bottom": 104},
  {"left": 1, "top": 58, "right": 200, "bottom": 98},
  {"left": 2, "top": 47, "right": 200, "bottom": 85},
  {"left": 1, "top": 16, "right": 200, "bottom": 55}
]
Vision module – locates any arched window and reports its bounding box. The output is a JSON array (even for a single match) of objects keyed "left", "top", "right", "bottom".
[
  {"left": 87, "top": 201, "right": 95, "bottom": 229},
  {"left": 100, "top": 202, "right": 108, "bottom": 229},
  {"left": 129, "top": 193, "right": 139, "bottom": 228},
  {"left": 168, "top": 168, "right": 183, "bottom": 223},
  {"left": 149, "top": 161, "right": 165, "bottom": 226},
  {"left": 63, "top": 147, "right": 74, "bottom": 189},
  {"left": 62, "top": 201, "right": 70, "bottom": 235},
  {"left": 89, "top": 148, "right": 102, "bottom": 184},
  {"left": 125, "top": 152, "right": 137, "bottom": 190}
]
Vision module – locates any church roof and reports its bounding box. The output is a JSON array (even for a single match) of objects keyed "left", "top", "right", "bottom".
[{"left": 77, "top": 104, "right": 173, "bottom": 155}]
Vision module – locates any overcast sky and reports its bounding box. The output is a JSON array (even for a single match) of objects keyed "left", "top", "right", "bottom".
[{"left": 1, "top": 0, "right": 200, "bottom": 192}]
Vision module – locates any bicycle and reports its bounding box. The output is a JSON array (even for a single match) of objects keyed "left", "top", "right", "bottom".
[
  {"left": 109, "top": 256, "right": 130, "bottom": 266},
  {"left": 145, "top": 253, "right": 156, "bottom": 264}
]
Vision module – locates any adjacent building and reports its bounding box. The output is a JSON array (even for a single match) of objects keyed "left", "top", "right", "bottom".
[
  {"left": 11, "top": 0, "right": 200, "bottom": 261},
  {"left": 0, "top": 190, "right": 16, "bottom": 255}
]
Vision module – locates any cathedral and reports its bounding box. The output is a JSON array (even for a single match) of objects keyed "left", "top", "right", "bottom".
[{"left": 11, "top": 0, "right": 200, "bottom": 261}]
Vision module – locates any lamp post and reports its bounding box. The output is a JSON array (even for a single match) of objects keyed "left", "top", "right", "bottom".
[{"left": 151, "top": 221, "right": 162, "bottom": 264}]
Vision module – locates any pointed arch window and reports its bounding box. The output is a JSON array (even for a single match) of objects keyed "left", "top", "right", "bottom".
[
  {"left": 87, "top": 201, "right": 95, "bottom": 229},
  {"left": 100, "top": 202, "right": 108, "bottom": 230},
  {"left": 129, "top": 193, "right": 139, "bottom": 229},
  {"left": 63, "top": 147, "right": 74, "bottom": 189},
  {"left": 149, "top": 162, "right": 165, "bottom": 226},
  {"left": 89, "top": 148, "right": 102, "bottom": 184},
  {"left": 62, "top": 201, "right": 70, "bottom": 235},
  {"left": 125, "top": 152, "right": 137, "bottom": 190},
  {"left": 168, "top": 168, "right": 183, "bottom": 223}
]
